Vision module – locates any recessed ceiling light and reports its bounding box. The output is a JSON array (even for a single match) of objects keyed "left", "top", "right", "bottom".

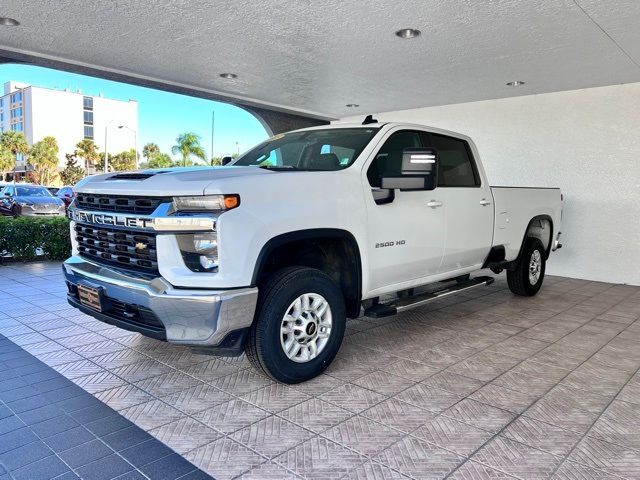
[
  {"left": 345, "top": 104, "right": 360, "bottom": 108},
  {"left": 219, "top": 73, "right": 237, "bottom": 79},
  {"left": 506, "top": 80, "right": 526, "bottom": 86},
  {"left": 0, "top": 17, "right": 19, "bottom": 26},
  {"left": 395, "top": 28, "right": 421, "bottom": 39}
]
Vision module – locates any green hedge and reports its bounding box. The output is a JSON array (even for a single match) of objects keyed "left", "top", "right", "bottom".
[{"left": 0, "top": 216, "right": 71, "bottom": 261}]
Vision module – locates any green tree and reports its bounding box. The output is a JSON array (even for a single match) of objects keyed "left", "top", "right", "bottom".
[
  {"left": 73, "top": 138, "right": 100, "bottom": 173},
  {"left": 60, "top": 154, "right": 86, "bottom": 185},
  {"left": 0, "top": 131, "right": 29, "bottom": 179},
  {"left": 172, "top": 133, "right": 207, "bottom": 167},
  {"left": 29, "top": 136, "right": 59, "bottom": 185},
  {"left": 0, "top": 145, "right": 14, "bottom": 181},
  {"left": 142, "top": 143, "right": 160, "bottom": 161},
  {"left": 103, "top": 149, "right": 136, "bottom": 172},
  {"left": 148, "top": 152, "right": 173, "bottom": 169},
  {"left": 211, "top": 156, "right": 222, "bottom": 166}
]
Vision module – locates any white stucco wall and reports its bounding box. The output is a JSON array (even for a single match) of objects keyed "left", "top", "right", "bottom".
[{"left": 340, "top": 83, "right": 640, "bottom": 285}]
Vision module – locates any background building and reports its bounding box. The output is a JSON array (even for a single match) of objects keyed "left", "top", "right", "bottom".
[{"left": 0, "top": 80, "right": 138, "bottom": 172}]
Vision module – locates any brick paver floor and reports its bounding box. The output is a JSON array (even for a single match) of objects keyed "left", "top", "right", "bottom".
[{"left": 0, "top": 262, "right": 639, "bottom": 479}]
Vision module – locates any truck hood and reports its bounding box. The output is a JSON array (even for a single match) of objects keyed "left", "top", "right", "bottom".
[{"left": 74, "top": 166, "right": 273, "bottom": 196}]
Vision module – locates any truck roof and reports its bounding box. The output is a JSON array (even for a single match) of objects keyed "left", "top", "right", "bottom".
[{"left": 291, "top": 121, "right": 472, "bottom": 143}]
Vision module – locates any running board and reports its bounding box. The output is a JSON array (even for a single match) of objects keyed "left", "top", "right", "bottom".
[{"left": 364, "top": 276, "right": 495, "bottom": 318}]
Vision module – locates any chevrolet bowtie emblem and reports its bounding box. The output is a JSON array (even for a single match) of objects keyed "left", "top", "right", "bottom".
[{"left": 135, "top": 242, "right": 147, "bottom": 250}]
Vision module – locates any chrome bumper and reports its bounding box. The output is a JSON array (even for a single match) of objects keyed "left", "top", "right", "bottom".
[{"left": 63, "top": 256, "right": 258, "bottom": 347}]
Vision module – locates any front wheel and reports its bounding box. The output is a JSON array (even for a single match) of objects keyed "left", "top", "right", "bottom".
[
  {"left": 246, "top": 267, "right": 346, "bottom": 383},
  {"left": 507, "top": 238, "right": 546, "bottom": 296}
]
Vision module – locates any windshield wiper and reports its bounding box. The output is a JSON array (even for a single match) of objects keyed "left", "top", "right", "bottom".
[{"left": 256, "top": 165, "right": 297, "bottom": 170}]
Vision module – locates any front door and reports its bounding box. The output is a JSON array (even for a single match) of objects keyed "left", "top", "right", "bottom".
[{"left": 364, "top": 129, "right": 446, "bottom": 293}]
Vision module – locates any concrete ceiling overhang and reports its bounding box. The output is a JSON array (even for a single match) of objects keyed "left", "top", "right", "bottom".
[{"left": 0, "top": 0, "right": 639, "bottom": 120}]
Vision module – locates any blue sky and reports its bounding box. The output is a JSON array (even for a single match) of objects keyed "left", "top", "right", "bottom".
[{"left": 0, "top": 64, "right": 268, "bottom": 159}]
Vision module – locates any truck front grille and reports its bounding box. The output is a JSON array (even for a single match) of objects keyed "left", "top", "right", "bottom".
[
  {"left": 75, "top": 193, "right": 171, "bottom": 215},
  {"left": 75, "top": 224, "right": 158, "bottom": 274}
]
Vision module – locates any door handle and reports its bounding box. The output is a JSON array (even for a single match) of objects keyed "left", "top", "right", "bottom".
[
  {"left": 427, "top": 200, "right": 443, "bottom": 208},
  {"left": 479, "top": 199, "right": 491, "bottom": 206}
]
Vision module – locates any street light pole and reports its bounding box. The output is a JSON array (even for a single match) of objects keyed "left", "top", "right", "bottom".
[
  {"left": 104, "top": 125, "right": 109, "bottom": 173},
  {"left": 214, "top": 110, "right": 216, "bottom": 163}
]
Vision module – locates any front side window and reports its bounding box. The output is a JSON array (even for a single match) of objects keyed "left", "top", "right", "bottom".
[
  {"left": 84, "top": 125, "right": 94, "bottom": 139},
  {"left": 367, "top": 130, "right": 422, "bottom": 187},
  {"left": 11, "top": 92, "right": 22, "bottom": 103},
  {"left": 10, "top": 107, "right": 22, "bottom": 118},
  {"left": 428, "top": 133, "right": 479, "bottom": 187},
  {"left": 12, "top": 122, "right": 23, "bottom": 132},
  {"left": 83, "top": 111, "right": 93, "bottom": 124},
  {"left": 83, "top": 96, "right": 93, "bottom": 110},
  {"left": 233, "top": 128, "right": 379, "bottom": 171}
]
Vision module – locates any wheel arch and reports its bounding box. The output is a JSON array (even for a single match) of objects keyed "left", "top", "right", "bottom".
[
  {"left": 518, "top": 215, "right": 554, "bottom": 261},
  {"left": 252, "top": 229, "right": 363, "bottom": 318}
]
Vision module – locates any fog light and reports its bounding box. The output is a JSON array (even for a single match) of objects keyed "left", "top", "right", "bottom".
[
  {"left": 199, "top": 255, "right": 217, "bottom": 270},
  {"left": 177, "top": 232, "right": 219, "bottom": 272},
  {"left": 193, "top": 233, "right": 217, "bottom": 253}
]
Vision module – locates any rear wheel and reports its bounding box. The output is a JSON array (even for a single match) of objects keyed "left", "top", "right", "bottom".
[
  {"left": 507, "top": 238, "right": 546, "bottom": 296},
  {"left": 246, "top": 266, "right": 346, "bottom": 383}
]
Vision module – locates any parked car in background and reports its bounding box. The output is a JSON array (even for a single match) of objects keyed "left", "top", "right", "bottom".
[
  {"left": 56, "top": 186, "right": 75, "bottom": 209},
  {"left": 0, "top": 184, "right": 66, "bottom": 217}
]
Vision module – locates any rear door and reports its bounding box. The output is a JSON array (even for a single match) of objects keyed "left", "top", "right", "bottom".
[
  {"left": 424, "top": 132, "right": 494, "bottom": 272},
  {"left": 364, "top": 129, "right": 446, "bottom": 292}
]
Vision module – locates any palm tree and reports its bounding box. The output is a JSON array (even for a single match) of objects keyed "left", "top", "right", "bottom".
[
  {"left": 142, "top": 142, "right": 160, "bottom": 162},
  {"left": 74, "top": 138, "right": 100, "bottom": 172},
  {"left": 0, "top": 145, "right": 13, "bottom": 181},
  {"left": 29, "top": 136, "right": 59, "bottom": 185},
  {"left": 172, "top": 133, "right": 207, "bottom": 167},
  {"left": 0, "top": 131, "right": 29, "bottom": 179}
]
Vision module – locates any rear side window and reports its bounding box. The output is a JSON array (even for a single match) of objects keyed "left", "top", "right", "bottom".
[{"left": 429, "top": 133, "right": 479, "bottom": 187}]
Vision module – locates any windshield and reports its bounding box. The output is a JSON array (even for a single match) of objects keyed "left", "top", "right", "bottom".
[
  {"left": 16, "top": 186, "right": 53, "bottom": 197},
  {"left": 233, "top": 127, "right": 380, "bottom": 171}
]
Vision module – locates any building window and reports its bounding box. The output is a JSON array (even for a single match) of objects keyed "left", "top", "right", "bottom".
[
  {"left": 83, "top": 96, "right": 93, "bottom": 110},
  {"left": 12, "top": 122, "right": 23, "bottom": 132},
  {"left": 84, "top": 125, "right": 94, "bottom": 139},
  {"left": 10, "top": 107, "right": 22, "bottom": 118},
  {"left": 83, "top": 110, "right": 94, "bottom": 125},
  {"left": 10, "top": 92, "right": 22, "bottom": 103},
  {"left": 0, "top": 98, "right": 3, "bottom": 108},
  {"left": 0, "top": 113, "right": 3, "bottom": 122}
]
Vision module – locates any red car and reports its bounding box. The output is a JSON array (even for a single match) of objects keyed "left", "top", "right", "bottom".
[{"left": 56, "top": 186, "right": 75, "bottom": 209}]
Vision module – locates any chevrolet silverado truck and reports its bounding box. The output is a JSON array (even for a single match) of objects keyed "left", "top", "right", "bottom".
[{"left": 63, "top": 120, "right": 563, "bottom": 383}]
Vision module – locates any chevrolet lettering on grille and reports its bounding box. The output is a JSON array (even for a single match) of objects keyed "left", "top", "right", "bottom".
[
  {"left": 69, "top": 208, "right": 216, "bottom": 232},
  {"left": 70, "top": 210, "right": 155, "bottom": 230}
]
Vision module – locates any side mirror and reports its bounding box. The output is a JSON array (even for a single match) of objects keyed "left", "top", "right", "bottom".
[
  {"left": 221, "top": 156, "right": 233, "bottom": 166},
  {"left": 381, "top": 148, "right": 438, "bottom": 191}
]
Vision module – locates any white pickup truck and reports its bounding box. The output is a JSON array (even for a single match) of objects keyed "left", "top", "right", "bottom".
[{"left": 64, "top": 120, "right": 563, "bottom": 383}]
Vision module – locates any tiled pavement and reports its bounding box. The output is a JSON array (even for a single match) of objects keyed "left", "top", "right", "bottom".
[
  {"left": 0, "top": 262, "right": 639, "bottom": 479},
  {"left": 0, "top": 333, "right": 212, "bottom": 480}
]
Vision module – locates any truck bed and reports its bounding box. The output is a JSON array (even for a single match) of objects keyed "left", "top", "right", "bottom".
[{"left": 490, "top": 186, "right": 562, "bottom": 261}]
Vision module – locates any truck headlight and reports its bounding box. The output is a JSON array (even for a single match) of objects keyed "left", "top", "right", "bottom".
[
  {"left": 172, "top": 194, "right": 239, "bottom": 213},
  {"left": 177, "top": 232, "right": 219, "bottom": 272}
]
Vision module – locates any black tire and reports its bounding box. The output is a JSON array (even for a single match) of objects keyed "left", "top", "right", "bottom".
[
  {"left": 11, "top": 205, "right": 19, "bottom": 218},
  {"left": 507, "top": 237, "right": 546, "bottom": 296},
  {"left": 246, "top": 266, "right": 346, "bottom": 384}
]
